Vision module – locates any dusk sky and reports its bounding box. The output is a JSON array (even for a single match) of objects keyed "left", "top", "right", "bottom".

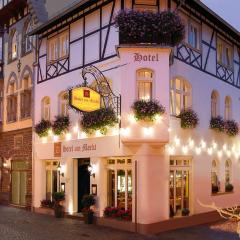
[{"left": 202, "top": 0, "right": 240, "bottom": 31}]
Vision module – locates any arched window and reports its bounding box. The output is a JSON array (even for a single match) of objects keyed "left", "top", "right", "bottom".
[
  {"left": 20, "top": 75, "right": 32, "bottom": 119},
  {"left": 211, "top": 91, "right": 219, "bottom": 118},
  {"left": 41, "top": 97, "right": 51, "bottom": 121},
  {"left": 136, "top": 69, "right": 153, "bottom": 101},
  {"left": 59, "top": 92, "right": 68, "bottom": 116},
  {"left": 211, "top": 160, "right": 219, "bottom": 188},
  {"left": 225, "top": 160, "right": 231, "bottom": 185},
  {"left": 224, "top": 96, "right": 232, "bottom": 120},
  {"left": 7, "top": 81, "right": 17, "bottom": 122},
  {"left": 11, "top": 30, "right": 17, "bottom": 60},
  {"left": 170, "top": 78, "right": 191, "bottom": 115},
  {"left": 23, "top": 22, "right": 33, "bottom": 54}
]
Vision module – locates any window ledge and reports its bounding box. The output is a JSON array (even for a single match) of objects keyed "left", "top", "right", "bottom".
[
  {"left": 20, "top": 116, "right": 31, "bottom": 121},
  {"left": 211, "top": 191, "right": 234, "bottom": 196},
  {"left": 47, "top": 55, "right": 69, "bottom": 66},
  {"left": 6, "top": 120, "right": 17, "bottom": 124},
  {"left": 8, "top": 58, "right": 18, "bottom": 65},
  {"left": 217, "top": 61, "right": 233, "bottom": 72},
  {"left": 21, "top": 50, "right": 32, "bottom": 58},
  {"left": 183, "top": 42, "right": 202, "bottom": 54}
]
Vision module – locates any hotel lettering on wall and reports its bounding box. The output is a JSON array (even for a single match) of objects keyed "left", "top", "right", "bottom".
[
  {"left": 69, "top": 87, "right": 101, "bottom": 112},
  {"left": 134, "top": 53, "right": 160, "bottom": 63}
]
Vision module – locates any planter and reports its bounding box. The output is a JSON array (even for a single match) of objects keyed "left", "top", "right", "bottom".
[
  {"left": 212, "top": 185, "right": 219, "bottom": 194},
  {"left": 225, "top": 183, "right": 234, "bottom": 192},
  {"left": 182, "top": 208, "right": 190, "bottom": 216},
  {"left": 34, "top": 207, "right": 54, "bottom": 216},
  {"left": 83, "top": 211, "right": 94, "bottom": 224},
  {"left": 54, "top": 205, "right": 64, "bottom": 218}
]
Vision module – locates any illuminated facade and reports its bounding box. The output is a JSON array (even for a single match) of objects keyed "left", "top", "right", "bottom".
[{"left": 30, "top": 0, "right": 240, "bottom": 234}]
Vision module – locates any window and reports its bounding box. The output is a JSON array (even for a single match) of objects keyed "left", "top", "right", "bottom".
[
  {"left": 217, "top": 38, "right": 233, "bottom": 68},
  {"left": 10, "top": 30, "right": 17, "bottom": 61},
  {"left": 188, "top": 21, "right": 200, "bottom": 49},
  {"left": 23, "top": 22, "right": 33, "bottom": 54},
  {"left": 7, "top": 82, "right": 17, "bottom": 122},
  {"left": 224, "top": 96, "right": 232, "bottom": 120},
  {"left": 48, "top": 30, "right": 69, "bottom": 63},
  {"left": 137, "top": 69, "right": 153, "bottom": 101},
  {"left": 107, "top": 158, "right": 132, "bottom": 210},
  {"left": 211, "top": 160, "right": 219, "bottom": 189},
  {"left": 45, "top": 161, "right": 60, "bottom": 200},
  {"left": 170, "top": 78, "right": 191, "bottom": 116},
  {"left": 211, "top": 91, "right": 219, "bottom": 118},
  {"left": 59, "top": 92, "right": 68, "bottom": 116},
  {"left": 20, "top": 76, "right": 31, "bottom": 119},
  {"left": 41, "top": 97, "right": 50, "bottom": 121},
  {"left": 0, "top": 36, "right": 3, "bottom": 61},
  {"left": 225, "top": 160, "right": 232, "bottom": 186}
]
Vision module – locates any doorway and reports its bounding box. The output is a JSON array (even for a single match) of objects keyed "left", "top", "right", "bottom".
[
  {"left": 78, "top": 158, "right": 90, "bottom": 212},
  {"left": 169, "top": 158, "right": 191, "bottom": 217},
  {"left": 11, "top": 161, "right": 28, "bottom": 206}
]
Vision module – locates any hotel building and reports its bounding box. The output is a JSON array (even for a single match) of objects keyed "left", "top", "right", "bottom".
[{"left": 31, "top": 0, "right": 240, "bottom": 234}]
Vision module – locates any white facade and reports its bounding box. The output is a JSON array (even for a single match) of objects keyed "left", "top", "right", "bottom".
[{"left": 32, "top": 0, "right": 240, "bottom": 232}]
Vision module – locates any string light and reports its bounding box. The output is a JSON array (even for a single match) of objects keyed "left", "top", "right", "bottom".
[
  {"left": 120, "top": 127, "right": 130, "bottom": 137},
  {"left": 73, "top": 124, "right": 79, "bottom": 133},
  {"left": 128, "top": 114, "right": 136, "bottom": 124},
  {"left": 182, "top": 146, "right": 189, "bottom": 155},
  {"left": 80, "top": 132, "right": 87, "bottom": 139},
  {"left": 207, "top": 147, "right": 213, "bottom": 156},
  {"left": 212, "top": 141, "right": 217, "bottom": 150},
  {"left": 143, "top": 127, "right": 153, "bottom": 136},
  {"left": 48, "top": 129, "right": 53, "bottom": 136},
  {"left": 167, "top": 145, "right": 175, "bottom": 155},
  {"left": 65, "top": 133, "right": 72, "bottom": 141},
  {"left": 95, "top": 130, "right": 102, "bottom": 137},
  {"left": 195, "top": 147, "right": 201, "bottom": 155},
  {"left": 188, "top": 138, "right": 194, "bottom": 148},
  {"left": 174, "top": 136, "right": 180, "bottom": 146},
  {"left": 200, "top": 140, "right": 206, "bottom": 149},
  {"left": 155, "top": 114, "right": 163, "bottom": 123},
  {"left": 53, "top": 135, "right": 59, "bottom": 142},
  {"left": 218, "top": 150, "right": 223, "bottom": 158},
  {"left": 41, "top": 137, "right": 47, "bottom": 144}
]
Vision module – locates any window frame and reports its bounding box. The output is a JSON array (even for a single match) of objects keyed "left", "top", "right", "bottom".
[
  {"left": 41, "top": 97, "right": 51, "bottom": 121},
  {"left": 170, "top": 77, "right": 192, "bottom": 116},
  {"left": 47, "top": 30, "right": 69, "bottom": 64},
  {"left": 211, "top": 90, "right": 219, "bottom": 118},
  {"left": 217, "top": 36, "right": 233, "bottom": 69},
  {"left": 136, "top": 68, "right": 154, "bottom": 101},
  {"left": 224, "top": 96, "right": 232, "bottom": 120},
  {"left": 58, "top": 92, "right": 68, "bottom": 117},
  {"left": 187, "top": 19, "right": 201, "bottom": 51}
]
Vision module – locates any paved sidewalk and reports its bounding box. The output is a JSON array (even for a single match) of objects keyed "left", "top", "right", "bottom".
[{"left": 0, "top": 206, "right": 239, "bottom": 240}]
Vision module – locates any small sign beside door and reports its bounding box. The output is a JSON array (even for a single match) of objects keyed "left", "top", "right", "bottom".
[{"left": 54, "top": 142, "right": 62, "bottom": 158}]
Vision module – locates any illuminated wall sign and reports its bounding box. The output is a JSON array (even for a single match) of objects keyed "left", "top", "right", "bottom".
[{"left": 69, "top": 87, "right": 101, "bottom": 112}]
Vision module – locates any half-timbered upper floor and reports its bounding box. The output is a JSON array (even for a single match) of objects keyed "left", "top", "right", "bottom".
[{"left": 31, "top": 0, "right": 240, "bottom": 90}]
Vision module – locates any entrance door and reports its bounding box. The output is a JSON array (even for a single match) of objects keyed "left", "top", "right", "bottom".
[
  {"left": 169, "top": 159, "right": 191, "bottom": 217},
  {"left": 78, "top": 158, "right": 90, "bottom": 212},
  {"left": 11, "top": 171, "right": 27, "bottom": 206}
]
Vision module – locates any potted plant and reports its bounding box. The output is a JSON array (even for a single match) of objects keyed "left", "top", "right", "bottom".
[
  {"left": 181, "top": 208, "right": 190, "bottom": 216},
  {"left": 212, "top": 185, "right": 219, "bottom": 194},
  {"left": 225, "top": 183, "right": 234, "bottom": 192},
  {"left": 103, "top": 207, "right": 132, "bottom": 221},
  {"left": 178, "top": 108, "right": 199, "bottom": 129},
  {"left": 224, "top": 120, "right": 239, "bottom": 137},
  {"left": 52, "top": 192, "right": 65, "bottom": 218},
  {"left": 35, "top": 119, "right": 52, "bottom": 137},
  {"left": 52, "top": 115, "right": 70, "bottom": 136},
  {"left": 81, "top": 194, "right": 96, "bottom": 224},
  {"left": 210, "top": 116, "right": 225, "bottom": 133},
  {"left": 132, "top": 99, "right": 165, "bottom": 122},
  {"left": 80, "top": 107, "right": 118, "bottom": 135}
]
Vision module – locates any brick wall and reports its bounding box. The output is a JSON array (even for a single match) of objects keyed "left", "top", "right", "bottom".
[{"left": 0, "top": 127, "right": 32, "bottom": 209}]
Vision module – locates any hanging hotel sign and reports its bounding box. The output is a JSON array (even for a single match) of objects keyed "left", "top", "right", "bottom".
[{"left": 69, "top": 87, "right": 101, "bottom": 112}]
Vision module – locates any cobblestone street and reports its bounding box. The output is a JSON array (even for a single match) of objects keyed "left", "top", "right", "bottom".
[{"left": 0, "top": 206, "right": 239, "bottom": 240}]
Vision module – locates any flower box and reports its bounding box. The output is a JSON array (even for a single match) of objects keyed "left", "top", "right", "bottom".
[
  {"left": 115, "top": 10, "right": 185, "bottom": 46},
  {"left": 178, "top": 109, "right": 199, "bottom": 129},
  {"left": 224, "top": 120, "right": 238, "bottom": 137},
  {"left": 132, "top": 100, "right": 165, "bottom": 122}
]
